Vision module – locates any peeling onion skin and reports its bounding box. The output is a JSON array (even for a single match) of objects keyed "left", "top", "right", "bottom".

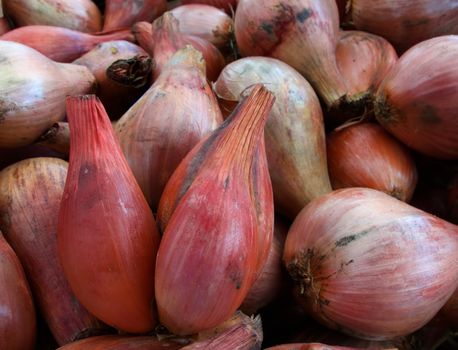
[
  {"left": 350, "top": 0, "right": 458, "bottom": 53},
  {"left": 234, "top": 0, "right": 348, "bottom": 109},
  {"left": 214, "top": 57, "right": 332, "bottom": 218},
  {"left": 375, "top": 35, "right": 458, "bottom": 160},
  {"left": 284, "top": 187, "right": 458, "bottom": 340},
  {"left": 327, "top": 123, "right": 417, "bottom": 202}
]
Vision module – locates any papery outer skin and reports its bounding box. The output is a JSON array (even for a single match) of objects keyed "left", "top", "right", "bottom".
[
  {"left": 284, "top": 187, "right": 458, "bottom": 340},
  {"left": 181, "top": 0, "right": 237, "bottom": 13},
  {"left": 0, "top": 158, "right": 105, "bottom": 346},
  {"left": 58, "top": 95, "right": 160, "bottom": 333},
  {"left": 35, "top": 122, "right": 71, "bottom": 155},
  {"left": 350, "top": 0, "right": 458, "bottom": 53},
  {"left": 103, "top": 0, "right": 167, "bottom": 31},
  {"left": 234, "top": 0, "right": 348, "bottom": 108},
  {"left": 0, "top": 232, "right": 36, "bottom": 350},
  {"left": 74, "top": 40, "right": 150, "bottom": 119},
  {"left": 56, "top": 335, "right": 184, "bottom": 350},
  {"left": 266, "top": 344, "right": 361, "bottom": 350},
  {"left": 2, "top": 0, "right": 102, "bottom": 33},
  {"left": 241, "top": 217, "right": 288, "bottom": 314},
  {"left": 336, "top": 30, "right": 398, "bottom": 97},
  {"left": 115, "top": 46, "right": 222, "bottom": 209},
  {"left": 327, "top": 123, "right": 417, "bottom": 202},
  {"left": 0, "top": 41, "right": 96, "bottom": 148},
  {"left": 150, "top": 13, "right": 225, "bottom": 81},
  {"left": 155, "top": 85, "right": 274, "bottom": 335},
  {"left": 214, "top": 57, "right": 331, "bottom": 218},
  {"left": 170, "top": 4, "right": 233, "bottom": 48},
  {"left": 375, "top": 35, "right": 458, "bottom": 160},
  {"left": 181, "top": 314, "right": 263, "bottom": 349},
  {"left": 1, "top": 26, "right": 135, "bottom": 63}
]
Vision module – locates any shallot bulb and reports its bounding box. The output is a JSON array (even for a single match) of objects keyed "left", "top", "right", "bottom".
[
  {"left": 1, "top": 25, "right": 135, "bottom": 63},
  {"left": 0, "top": 17, "right": 11, "bottom": 35},
  {"left": 327, "top": 123, "right": 417, "bottom": 202},
  {"left": 58, "top": 95, "right": 161, "bottom": 333},
  {"left": 103, "top": 0, "right": 167, "bottom": 31},
  {"left": 74, "top": 40, "right": 152, "bottom": 119},
  {"left": 115, "top": 46, "right": 222, "bottom": 209},
  {"left": 0, "top": 158, "right": 105, "bottom": 345},
  {"left": 56, "top": 336, "right": 183, "bottom": 350},
  {"left": 333, "top": 30, "right": 397, "bottom": 124},
  {"left": 156, "top": 85, "right": 275, "bottom": 335},
  {"left": 169, "top": 4, "right": 233, "bottom": 48},
  {"left": 214, "top": 57, "right": 332, "bottom": 218},
  {"left": 266, "top": 344, "right": 360, "bottom": 350},
  {"left": 375, "top": 35, "right": 458, "bottom": 160},
  {"left": 235, "top": 0, "right": 348, "bottom": 110},
  {"left": 0, "top": 232, "right": 36, "bottom": 350},
  {"left": 0, "top": 41, "right": 95, "bottom": 148},
  {"left": 146, "top": 13, "right": 225, "bottom": 81},
  {"left": 349, "top": 0, "right": 458, "bottom": 52},
  {"left": 2, "top": 0, "right": 102, "bottom": 33},
  {"left": 284, "top": 188, "right": 458, "bottom": 340}
]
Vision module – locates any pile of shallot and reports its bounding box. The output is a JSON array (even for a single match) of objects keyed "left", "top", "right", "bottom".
[{"left": 0, "top": 0, "right": 457, "bottom": 349}]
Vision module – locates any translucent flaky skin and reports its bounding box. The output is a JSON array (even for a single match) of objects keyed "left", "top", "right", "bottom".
[
  {"left": 0, "top": 233, "right": 36, "bottom": 350},
  {"left": 375, "top": 35, "right": 458, "bottom": 160},
  {"left": 214, "top": 57, "right": 331, "bottom": 218},
  {"left": 58, "top": 95, "right": 160, "bottom": 333},
  {"left": 284, "top": 188, "right": 458, "bottom": 340},
  {"left": 327, "top": 123, "right": 417, "bottom": 202},
  {"left": 350, "top": 0, "right": 458, "bottom": 53},
  {"left": 115, "top": 47, "right": 222, "bottom": 209},
  {"left": 234, "top": 0, "right": 348, "bottom": 109},
  {"left": 156, "top": 85, "right": 275, "bottom": 335},
  {"left": 0, "top": 158, "right": 104, "bottom": 345}
]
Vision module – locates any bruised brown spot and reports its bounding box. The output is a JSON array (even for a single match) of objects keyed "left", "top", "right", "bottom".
[
  {"left": 0, "top": 99, "right": 18, "bottom": 122},
  {"left": 296, "top": 8, "right": 311, "bottom": 23}
]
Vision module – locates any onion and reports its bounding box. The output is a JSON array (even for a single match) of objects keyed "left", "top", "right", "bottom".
[
  {"left": 169, "top": 4, "right": 233, "bottom": 48},
  {"left": 284, "top": 187, "right": 458, "bottom": 340},
  {"left": 0, "top": 41, "right": 96, "bottom": 149},
  {"left": 115, "top": 46, "right": 222, "bottom": 209},
  {"left": 1, "top": 25, "right": 135, "bottom": 62},
  {"left": 235, "top": 0, "right": 348, "bottom": 110},
  {"left": 375, "top": 36, "right": 458, "bottom": 160},
  {"left": 74, "top": 40, "right": 151, "bottom": 119},
  {"left": 0, "top": 158, "right": 108, "bottom": 345},
  {"left": 331, "top": 30, "right": 398, "bottom": 125},
  {"left": 156, "top": 85, "right": 274, "bottom": 335},
  {"left": 349, "top": 0, "right": 458, "bottom": 53},
  {"left": 214, "top": 57, "right": 332, "bottom": 218},
  {"left": 327, "top": 122, "right": 417, "bottom": 202},
  {"left": 103, "top": 0, "right": 167, "bottom": 31},
  {"left": 0, "top": 231, "right": 36, "bottom": 350},
  {"left": 2, "top": 0, "right": 102, "bottom": 33},
  {"left": 58, "top": 95, "right": 161, "bottom": 333}
]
